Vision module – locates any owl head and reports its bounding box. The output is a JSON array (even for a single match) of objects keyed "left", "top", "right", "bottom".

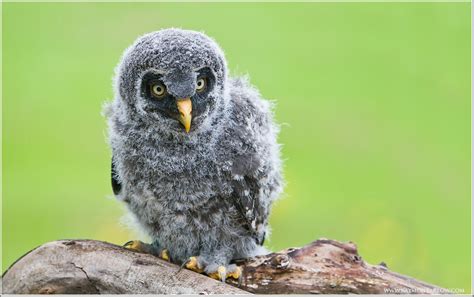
[{"left": 115, "top": 29, "right": 228, "bottom": 134}]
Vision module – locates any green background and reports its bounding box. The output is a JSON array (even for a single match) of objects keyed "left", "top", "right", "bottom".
[{"left": 2, "top": 3, "right": 471, "bottom": 293}]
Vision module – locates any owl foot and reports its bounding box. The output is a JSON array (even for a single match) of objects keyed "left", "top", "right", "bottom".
[
  {"left": 208, "top": 265, "right": 242, "bottom": 282},
  {"left": 183, "top": 256, "right": 204, "bottom": 273},
  {"left": 181, "top": 256, "right": 242, "bottom": 282},
  {"left": 123, "top": 240, "right": 170, "bottom": 261}
]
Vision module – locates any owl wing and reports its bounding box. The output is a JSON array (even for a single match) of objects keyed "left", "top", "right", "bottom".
[
  {"left": 111, "top": 157, "right": 122, "bottom": 195},
  {"left": 226, "top": 77, "right": 282, "bottom": 246},
  {"left": 231, "top": 178, "right": 267, "bottom": 246},
  {"left": 230, "top": 155, "right": 269, "bottom": 246}
]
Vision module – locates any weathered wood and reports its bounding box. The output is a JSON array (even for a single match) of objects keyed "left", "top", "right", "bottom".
[
  {"left": 227, "top": 239, "right": 448, "bottom": 294},
  {"left": 2, "top": 240, "right": 248, "bottom": 294},
  {"left": 2, "top": 239, "right": 448, "bottom": 294}
]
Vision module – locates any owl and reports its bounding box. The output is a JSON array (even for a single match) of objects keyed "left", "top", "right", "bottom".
[{"left": 104, "top": 28, "right": 283, "bottom": 281}]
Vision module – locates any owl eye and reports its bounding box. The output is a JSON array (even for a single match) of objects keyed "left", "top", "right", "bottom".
[
  {"left": 196, "top": 77, "right": 207, "bottom": 92},
  {"left": 150, "top": 83, "right": 167, "bottom": 98}
]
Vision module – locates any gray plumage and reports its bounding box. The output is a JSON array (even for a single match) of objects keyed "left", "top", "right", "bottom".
[{"left": 104, "top": 28, "right": 283, "bottom": 274}]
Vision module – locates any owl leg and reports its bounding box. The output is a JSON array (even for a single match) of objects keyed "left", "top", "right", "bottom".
[
  {"left": 182, "top": 256, "right": 242, "bottom": 282},
  {"left": 123, "top": 240, "right": 170, "bottom": 261}
]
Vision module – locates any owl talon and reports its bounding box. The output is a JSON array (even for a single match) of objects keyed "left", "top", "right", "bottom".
[
  {"left": 123, "top": 240, "right": 147, "bottom": 252},
  {"left": 180, "top": 256, "right": 242, "bottom": 283},
  {"left": 209, "top": 266, "right": 227, "bottom": 282},
  {"left": 208, "top": 265, "right": 241, "bottom": 282},
  {"left": 159, "top": 249, "right": 170, "bottom": 261},
  {"left": 185, "top": 256, "right": 204, "bottom": 273},
  {"left": 124, "top": 240, "right": 169, "bottom": 260},
  {"left": 228, "top": 266, "right": 242, "bottom": 281}
]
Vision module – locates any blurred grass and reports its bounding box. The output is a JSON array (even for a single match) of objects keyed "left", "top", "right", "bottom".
[{"left": 2, "top": 2, "right": 471, "bottom": 293}]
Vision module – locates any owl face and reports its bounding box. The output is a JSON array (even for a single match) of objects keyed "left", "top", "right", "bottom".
[
  {"left": 116, "top": 29, "right": 228, "bottom": 134},
  {"left": 139, "top": 66, "right": 217, "bottom": 133}
]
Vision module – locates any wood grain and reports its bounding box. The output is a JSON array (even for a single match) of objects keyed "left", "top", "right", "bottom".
[{"left": 2, "top": 239, "right": 449, "bottom": 294}]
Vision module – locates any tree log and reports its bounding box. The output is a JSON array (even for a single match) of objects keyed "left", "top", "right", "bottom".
[{"left": 2, "top": 239, "right": 449, "bottom": 294}]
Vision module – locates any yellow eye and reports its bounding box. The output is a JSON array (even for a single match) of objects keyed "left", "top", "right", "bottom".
[
  {"left": 196, "top": 78, "right": 207, "bottom": 92},
  {"left": 151, "top": 83, "right": 166, "bottom": 98}
]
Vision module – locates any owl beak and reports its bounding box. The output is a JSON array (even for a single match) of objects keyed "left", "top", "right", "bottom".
[{"left": 176, "top": 97, "right": 192, "bottom": 133}]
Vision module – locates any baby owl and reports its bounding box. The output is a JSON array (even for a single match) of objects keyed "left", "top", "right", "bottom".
[{"left": 104, "top": 28, "right": 283, "bottom": 281}]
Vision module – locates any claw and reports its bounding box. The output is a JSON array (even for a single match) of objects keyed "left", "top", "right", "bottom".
[
  {"left": 177, "top": 259, "right": 189, "bottom": 274},
  {"left": 123, "top": 240, "right": 145, "bottom": 252},
  {"left": 209, "top": 266, "right": 227, "bottom": 282},
  {"left": 228, "top": 266, "right": 242, "bottom": 280},
  {"left": 124, "top": 240, "right": 168, "bottom": 258},
  {"left": 160, "top": 249, "right": 170, "bottom": 261},
  {"left": 209, "top": 266, "right": 242, "bottom": 282},
  {"left": 185, "top": 256, "right": 204, "bottom": 273},
  {"left": 177, "top": 256, "right": 243, "bottom": 283},
  {"left": 218, "top": 266, "right": 227, "bottom": 282}
]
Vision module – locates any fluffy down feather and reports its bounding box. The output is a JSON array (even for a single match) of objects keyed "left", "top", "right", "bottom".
[{"left": 104, "top": 29, "right": 283, "bottom": 270}]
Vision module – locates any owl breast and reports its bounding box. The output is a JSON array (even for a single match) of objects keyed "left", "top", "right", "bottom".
[{"left": 122, "top": 139, "right": 244, "bottom": 263}]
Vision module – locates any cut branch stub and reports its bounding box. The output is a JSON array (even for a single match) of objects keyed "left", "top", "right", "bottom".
[{"left": 227, "top": 239, "right": 448, "bottom": 294}]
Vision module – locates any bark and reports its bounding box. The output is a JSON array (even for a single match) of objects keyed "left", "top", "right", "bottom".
[{"left": 2, "top": 239, "right": 449, "bottom": 294}]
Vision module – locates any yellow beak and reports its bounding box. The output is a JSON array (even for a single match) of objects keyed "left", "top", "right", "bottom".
[{"left": 176, "top": 97, "right": 192, "bottom": 133}]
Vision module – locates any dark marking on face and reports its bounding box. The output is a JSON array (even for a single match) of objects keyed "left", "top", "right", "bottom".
[
  {"left": 140, "top": 68, "right": 217, "bottom": 127},
  {"left": 191, "top": 67, "right": 216, "bottom": 119}
]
